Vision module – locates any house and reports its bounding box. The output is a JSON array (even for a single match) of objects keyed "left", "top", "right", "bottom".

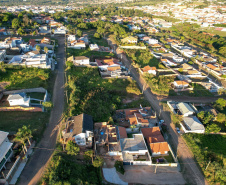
[
  {"left": 176, "top": 102, "right": 195, "bottom": 117},
  {"left": 0, "top": 131, "right": 13, "bottom": 172},
  {"left": 121, "top": 36, "right": 138, "bottom": 44},
  {"left": 120, "top": 134, "right": 152, "bottom": 165},
  {"left": 186, "top": 69, "right": 202, "bottom": 77},
  {"left": 128, "top": 113, "right": 149, "bottom": 127},
  {"left": 182, "top": 63, "right": 193, "bottom": 71},
  {"left": 68, "top": 40, "right": 86, "bottom": 49},
  {"left": 28, "top": 39, "right": 37, "bottom": 50},
  {"left": 63, "top": 114, "right": 94, "bottom": 146},
  {"left": 40, "top": 37, "right": 51, "bottom": 45},
  {"left": 7, "top": 93, "right": 30, "bottom": 107},
  {"left": 161, "top": 58, "right": 177, "bottom": 67},
  {"left": 141, "top": 127, "right": 169, "bottom": 156},
  {"left": 140, "top": 66, "right": 157, "bottom": 75},
  {"left": 147, "top": 38, "right": 158, "bottom": 45},
  {"left": 54, "top": 27, "right": 66, "bottom": 35},
  {"left": 9, "top": 53, "right": 51, "bottom": 69},
  {"left": 89, "top": 44, "right": 99, "bottom": 51},
  {"left": 73, "top": 56, "right": 90, "bottom": 65},
  {"left": 95, "top": 122, "right": 121, "bottom": 156},
  {"left": 68, "top": 35, "right": 76, "bottom": 42},
  {"left": 0, "top": 50, "right": 6, "bottom": 62},
  {"left": 182, "top": 116, "right": 205, "bottom": 133},
  {"left": 96, "top": 58, "right": 120, "bottom": 71},
  {"left": 173, "top": 81, "right": 189, "bottom": 89}
]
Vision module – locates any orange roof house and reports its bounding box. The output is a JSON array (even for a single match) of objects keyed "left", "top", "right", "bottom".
[
  {"left": 141, "top": 127, "right": 169, "bottom": 156},
  {"left": 149, "top": 142, "right": 169, "bottom": 155}
]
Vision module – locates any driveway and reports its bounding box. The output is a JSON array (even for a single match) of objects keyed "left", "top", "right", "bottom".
[
  {"left": 18, "top": 36, "right": 65, "bottom": 185},
  {"left": 119, "top": 166, "right": 186, "bottom": 185},
  {"left": 103, "top": 168, "right": 128, "bottom": 185}
]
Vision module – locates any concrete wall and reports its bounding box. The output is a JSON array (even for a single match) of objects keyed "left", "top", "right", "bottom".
[
  {"left": 0, "top": 106, "right": 42, "bottom": 112},
  {"left": 3, "top": 87, "right": 46, "bottom": 95},
  {"left": 119, "top": 45, "right": 147, "bottom": 49}
]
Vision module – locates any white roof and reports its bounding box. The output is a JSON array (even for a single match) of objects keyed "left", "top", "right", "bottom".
[
  {"left": 0, "top": 131, "right": 13, "bottom": 162},
  {"left": 177, "top": 102, "right": 194, "bottom": 115},
  {"left": 183, "top": 116, "right": 205, "bottom": 131},
  {"left": 0, "top": 131, "right": 8, "bottom": 145}
]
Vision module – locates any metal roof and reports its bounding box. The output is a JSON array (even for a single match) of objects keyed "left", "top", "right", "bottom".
[
  {"left": 183, "top": 116, "right": 205, "bottom": 131},
  {"left": 177, "top": 102, "right": 194, "bottom": 115}
]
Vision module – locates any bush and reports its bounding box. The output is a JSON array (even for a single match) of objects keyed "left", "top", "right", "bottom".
[
  {"left": 205, "top": 123, "right": 221, "bottom": 133},
  {"left": 188, "top": 61, "right": 194, "bottom": 65},
  {"left": 65, "top": 140, "right": 80, "bottom": 155},
  {"left": 114, "top": 160, "right": 125, "bottom": 175}
]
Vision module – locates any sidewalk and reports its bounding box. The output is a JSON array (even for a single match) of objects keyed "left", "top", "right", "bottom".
[{"left": 102, "top": 168, "right": 128, "bottom": 185}]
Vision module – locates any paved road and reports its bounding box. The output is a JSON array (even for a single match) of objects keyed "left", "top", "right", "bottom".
[
  {"left": 18, "top": 36, "right": 65, "bottom": 185},
  {"left": 107, "top": 38, "right": 209, "bottom": 185}
]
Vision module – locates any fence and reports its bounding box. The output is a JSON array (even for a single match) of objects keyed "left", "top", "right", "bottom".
[
  {"left": 3, "top": 87, "right": 46, "bottom": 95},
  {"left": 0, "top": 106, "right": 42, "bottom": 112},
  {"left": 119, "top": 45, "right": 147, "bottom": 49}
]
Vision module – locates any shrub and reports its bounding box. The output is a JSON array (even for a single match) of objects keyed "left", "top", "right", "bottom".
[
  {"left": 114, "top": 160, "right": 125, "bottom": 175},
  {"left": 65, "top": 140, "right": 80, "bottom": 155}
]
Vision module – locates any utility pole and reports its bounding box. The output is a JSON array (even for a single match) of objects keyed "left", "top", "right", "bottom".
[{"left": 154, "top": 162, "right": 158, "bottom": 173}]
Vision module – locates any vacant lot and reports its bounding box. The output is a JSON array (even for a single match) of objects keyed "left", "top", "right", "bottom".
[
  {"left": 66, "top": 67, "right": 147, "bottom": 122},
  {"left": 183, "top": 134, "right": 226, "bottom": 184},
  {"left": 0, "top": 111, "right": 49, "bottom": 140},
  {"left": 67, "top": 48, "right": 115, "bottom": 59},
  {"left": 0, "top": 67, "right": 50, "bottom": 90}
]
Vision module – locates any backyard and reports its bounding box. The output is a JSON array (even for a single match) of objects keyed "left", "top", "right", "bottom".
[{"left": 183, "top": 134, "right": 226, "bottom": 184}]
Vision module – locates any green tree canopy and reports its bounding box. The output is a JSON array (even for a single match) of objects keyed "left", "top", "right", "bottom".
[
  {"left": 92, "top": 156, "right": 104, "bottom": 168},
  {"left": 12, "top": 18, "right": 20, "bottom": 29},
  {"left": 65, "top": 140, "right": 80, "bottom": 155},
  {"left": 205, "top": 123, "right": 221, "bottom": 133}
]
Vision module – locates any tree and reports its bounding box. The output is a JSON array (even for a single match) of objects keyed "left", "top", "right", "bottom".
[
  {"left": 178, "top": 68, "right": 183, "bottom": 73},
  {"left": 130, "top": 124, "right": 136, "bottom": 131},
  {"left": 65, "top": 140, "right": 80, "bottom": 155},
  {"left": 14, "top": 125, "right": 33, "bottom": 154},
  {"left": 66, "top": 61, "right": 73, "bottom": 68},
  {"left": 0, "top": 63, "right": 6, "bottom": 73},
  {"left": 42, "top": 101, "right": 53, "bottom": 111},
  {"left": 94, "top": 32, "right": 101, "bottom": 39},
  {"left": 215, "top": 98, "right": 226, "bottom": 110},
  {"left": 76, "top": 29, "right": 82, "bottom": 37},
  {"left": 205, "top": 124, "right": 221, "bottom": 133},
  {"left": 36, "top": 45, "right": 41, "bottom": 53},
  {"left": 92, "top": 156, "right": 104, "bottom": 168},
  {"left": 32, "top": 31, "right": 36, "bottom": 36},
  {"left": 84, "top": 150, "right": 94, "bottom": 163},
  {"left": 12, "top": 18, "right": 20, "bottom": 29},
  {"left": 44, "top": 47, "right": 48, "bottom": 54},
  {"left": 17, "top": 27, "right": 24, "bottom": 35},
  {"left": 216, "top": 113, "right": 226, "bottom": 124}
]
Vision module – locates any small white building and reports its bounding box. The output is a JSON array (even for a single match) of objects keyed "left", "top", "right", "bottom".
[
  {"left": 176, "top": 102, "right": 195, "bottom": 117},
  {"left": 73, "top": 56, "right": 90, "bottom": 65},
  {"left": 7, "top": 93, "right": 30, "bottom": 107},
  {"left": 182, "top": 116, "right": 205, "bottom": 133},
  {"left": 89, "top": 44, "right": 99, "bottom": 51},
  {"left": 174, "top": 81, "right": 189, "bottom": 89},
  {"left": 147, "top": 38, "right": 158, "bottom": 45},
  {"left": 68, "top": 35, "right": 76, "bottom": 42}
]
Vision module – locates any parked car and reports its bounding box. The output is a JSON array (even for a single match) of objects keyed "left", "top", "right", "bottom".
[
  {"left": 176, "top": 127, "right": 180, "bottom": 134},
  {"left": 159, "top": 120, "right": 164, "bottom": 125}
]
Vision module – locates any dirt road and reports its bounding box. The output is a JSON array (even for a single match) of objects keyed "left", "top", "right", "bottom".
[
  {"left": 107, "top": 37, "right": 209, "bottom": 185},
  {"left": 18, "top": 36, "right": 65, "bottom": 185}
]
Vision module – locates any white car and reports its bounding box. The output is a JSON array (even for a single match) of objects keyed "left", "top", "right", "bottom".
[{"left": 55, "top": 61, "right": 57, "bottom": 65}]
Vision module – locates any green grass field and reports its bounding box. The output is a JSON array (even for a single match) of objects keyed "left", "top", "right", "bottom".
[
  {"left": 0, "top": 67, "right": 50, "bottom": 90},
  {"left": 66, "top": 67, "right": 145, "bottom": 122},
  {"left": 67, "top": 48, "right": 115, "bottom": 59},
  {"left": 183, "top": 134, "right": 226, "bottom": 184},
  {"left": 0, "top": 112, "right": 49, "bottom": 140}
]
